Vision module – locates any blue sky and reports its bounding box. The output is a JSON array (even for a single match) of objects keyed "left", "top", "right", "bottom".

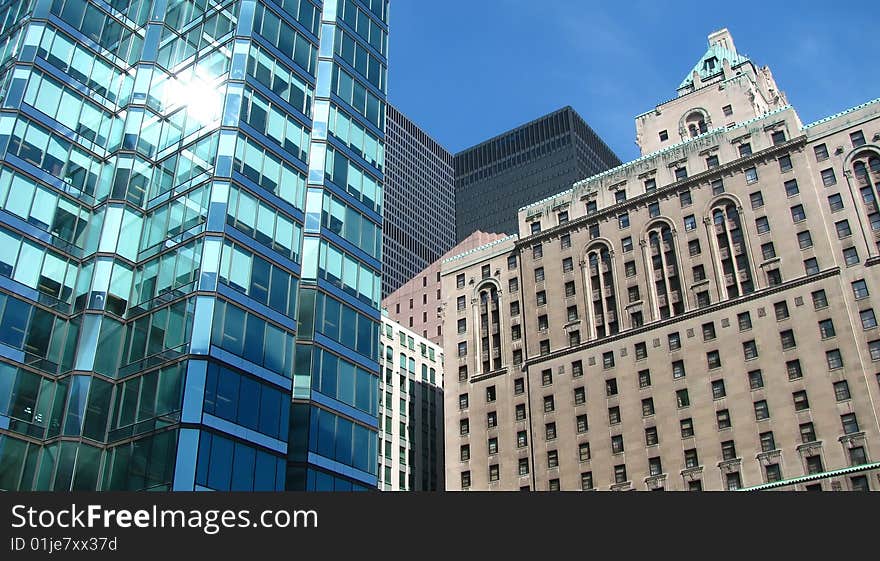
[{"left": 387, "top": 0, "right": 880, "bottom": 162}]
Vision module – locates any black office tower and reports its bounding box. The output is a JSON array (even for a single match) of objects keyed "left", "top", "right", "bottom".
[
  {"left": 383, "top": 105, "right": 456, "bottom": 297},
  {"left": 454, "top": 106, "right": 621, "bottom": 241}
]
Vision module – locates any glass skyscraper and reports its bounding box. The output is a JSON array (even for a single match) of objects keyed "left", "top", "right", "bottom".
[{"left": 0, "top": 0, "right": 387, "bottom": 491}]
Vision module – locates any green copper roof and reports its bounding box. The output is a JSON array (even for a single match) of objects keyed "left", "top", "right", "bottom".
[{"left": 678, "top": 42, "right": 750, "bottom": 91}]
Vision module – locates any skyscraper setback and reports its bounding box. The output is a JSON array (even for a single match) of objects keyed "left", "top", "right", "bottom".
[{"left": 0, "top": 0, "right": 388, "bottom": 491}]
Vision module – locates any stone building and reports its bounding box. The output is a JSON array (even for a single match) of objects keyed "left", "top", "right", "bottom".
[{"left": 441, "top": 29, "right": 880, "bottom": 491}]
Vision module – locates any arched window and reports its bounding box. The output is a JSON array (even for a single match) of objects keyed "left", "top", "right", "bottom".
[
  {"left": 685, "top": 111, "right": 708, "bottom": 138},
  {"left": 852, "top": 151, "right": 880, "bottom": 233},
  {"left": 710, "top": 201, "right": 754, "bottom": 298},
  {"left": 647, "top": 224, "right": 684, "bottom": 319},
  {"left": 584, "top": 244, "right": 618, "bottom": 338},
  {"left": 477, "top": 284, "right": 502, "bottom": 373}
]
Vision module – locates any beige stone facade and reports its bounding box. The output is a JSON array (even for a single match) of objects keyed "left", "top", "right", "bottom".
[
  {"left": 441, "top": 30, "right": 880, "bottom": 491},
  {"left": 384, "top": 231, "right": 508, "bottom": 344}
]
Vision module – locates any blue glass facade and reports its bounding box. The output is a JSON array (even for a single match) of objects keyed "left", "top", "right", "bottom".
[{"left": 0, "top": 0, "right": 387, "bottom": 491}]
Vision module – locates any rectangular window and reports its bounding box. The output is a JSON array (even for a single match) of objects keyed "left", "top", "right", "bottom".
[
  {"left": 675, "top": 167, "right": 688, "bottom": 181},
  {"left": 842, "top": 413, "right": 860, "bottom": 434},
  {"left": 760, "top": 431, "right": 776, "bottom": 452},
  {"left": 547, "top": 450, "right": 559, "bottom": 468},
  {"left": 642, "top": 397, "right": 655, "bottom": 417},
  {"left": 774, "top": 301, "right": 790, "bottom": 321},
  {"left": 819, "top": 319, "right": 836, "bottom": 339},
  {"left": 771, "top": 130, "right": 787, "bottom": 145},
  {"left": 514, "top": 378, "right": 524, "bottom": 395},
  {"left": 645, "top": 426, "right": 659, "bottom": 446},
  {"left": 562, "top": 257, "right": 574, "bottom": 274},
  {"left": 684, "top": 449, "right": 700, "bottom": 468},
  {"left": 851, "top": 130, "right": 866, "bottom": 147},
  {"left": 780, "top": 329, "right": 796, "bottom": 349},
  {"left": 534, "top": 267, "right": 545, "bottom": 283},
  {"left": 574, "top": 387, "right": 585, "bottom": 405},
  {"left": 712, "top": 379, "right": 726, "bottom": 399},
  {"left": 836, "top": 219, "right": 852, "bottom": 238},
  {"left": 827, "top": 349, "right": 844, "bottom": 370},
  {"left": 668, "top": 332, "right": 681, "bottom": 350},
  {"left": 603, "top": 351, "right": 615, "bottom": 369},
  {"left": 844, "top": 247, "right": 860, "bottom": 266},
  {"left": 707, "top": 350, "right": 721, "bottom": 369},
  {"left": 852, "top": 280, "right": 869, "bottom": 299},
  {"left": 518, "top": 458, "right": 529, "bottom": 476},
  {"left": 790, "top": 204, "right": 806, "bottom": 222},
  {"left": 814, "top": 143, "right": 829, "bottom": 161},
  {"left": 828, "top": 193, "right": 844, "bottom": 212},
  {"left": 780, "top": 156, "right": 794, "bottom": 173},
  {"left": 738, "top": 312, "right": 752, "bottom": 331},
  {"left": 605, "top": 378, "right": 618, "bottom": 396},
  {"left": 545, "top": 422, "right": 557, "bottom": 440},
  {"left": 608, "top": 406, "right": 621, "bottom": 425},
  {"left": 639, "top": 369, "right": 651, "bottom": 388},
  {"left": 834, "top": 380, "right": 851, "bottom": 401},
  {"left": 793, "top": 390, "right": 810, "bottom": 411},
  {"left": 743, "top": 340, "right": 758, "bottom": 360},
  {"left": 745, "top": 167, "right": 758, "bottom": 184},
  {"left": 635, "top": 342, "right": 648, "bottom": 360},
  {"left": 621, "top": 237, "right": 633, "bottom": 252},
  {"left": 798, "top": 230, "right": 813, "bottom": 249},
  {"left": 532, "top": 244, "right": 543, "bottom": 259},
  {"left": 804, "top": 258, "right": 820, "bottom": 275},
  {"left": 860, "top": 308, "right": 877, "bottom": 329},
  {"left": 572, "top": 360, "right": 583, "bottom": 378},
  {"left": 581, "top": 471, "right": 594, "bottom": 490},
  {"left": 748, "top": 369, "right": 764, "bottom": 390},
  {"left": 611, "top": 435, "right": 624, "bottom": 453},
  {"left": 515, "top": 404, "right": 526, "bottom": 421},
  {"left": 561, "top": 234, "right": 571, "bottom": 249},
  {"left": 750, "top": 191, "right": 764, "bottom": 209},
  {"left": 578, "top": 443, "right": 591, "bottom": 462},
  {"left": 680, "top": 418, "right": 694, "bottom": 438},
  {"left": 717, "top": 410, "right": 732, "bottom": 430},
  {"left": 786, "top": 359, "right": 803, "bottom": 380},
  {"left": 543, "top": 395, "right": 554, "bottom": 412},
  {"left": 684, "top": 214, "right": 697, "bottom": 231},
  {"left": 706, "top": 154, "right": 720, "bottom": 169},
  {"left": 756, "top": 216, "right": 770, "bottom": 234},
  {"left": 672, "top": 360, "right": 686, "bottom": 379},
  {"left": 821, "top": 168, "right": 837, "bottom": 187},
  {"left": 754, "top": 400, "right": 770, "bottom": 420},
  {"left": 676, "top": 388, "right": 690, "bottom": 408},
  {"left": 576, "top": 414, "right": 588, "bottom": 433},
  {"left": 739, "top": 142, "right": 752, "bottom": 157},
  {"left": 618, "top": 213, "right": 630, "bottom": 229},
  {"left": 679, "top": 190, "right": 692, "bottom": 206}
]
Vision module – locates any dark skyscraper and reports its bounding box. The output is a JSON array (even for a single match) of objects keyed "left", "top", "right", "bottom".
[
  {"left": 382, "top": 105, "right": 455, "bottom": 297},
  {"left": 454, "top": 106, "right": 621, "bottom": 241}
]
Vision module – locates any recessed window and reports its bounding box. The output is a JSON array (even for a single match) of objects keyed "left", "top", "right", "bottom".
[
  {"left": 621, "top": 236, "right": 633, "bottom": 252},
  {"left": 659, "top": 130, "right": 668, "bottom": 141},
  {"left": 745, "top": 167, "right": 758, "bottom": 184},
  {"left": 756, "top": 216, "right": 770, "bottom": 234},
  {"left": 739, "top": 142, "right": 752, "bottom": 157},
  {"left": 688, "top": 239, "right": 701, "bottom": 256},
  {"left": 562, "top": 257, "right": 574, "bottom": 274},
  {"left": 675, "top": 167, "right": 688, "bottom": 181},
  {"left": 576, "top": 414, "right": 588, "bottom": 433},
  {"left": 515, "top": 404, "right": 526, "bottom": 421},
  {"left": 711, "top": 178, "right": 725, "bottom": 195},
  {"left": 532, "top": 244, "right": 543, "bottom": 260},
  {"left": 574, "top": 386, "right": 586, "bottom": 405},
  {"left": 814, "top": 144, "right": 829, "bottom": 161},
  {"left": 514, "top": 378, "right": 524, "bottom": 395},
  {"left": 812, "top": 290, "right": 827, "bottom": 309},
  {"left": 738, "top": 312, "right": 752, "bottom": 331},
  {"left": 834, "top": 380, "right": 851, "bottom": 402},
  {"left": 743, "top": 340, "right": 758, "bottom": 360},
  {"left": 545, "top": 422, "right": 557, "bottom": 440},
  {"left": 611, "top": 434, "right": 624, "bottom": 453},
  {"left": 821, "top": 168, "right": 837, "bottom": 187},
  {"left": 793, "top": 390, "right": 810, "bottom": 411},
  {"left": 541, "top": 369, "right": 553, "bottom": 386},
  {"left": 558, "top": 211, "right": 569, "bottom": 224},
  {"left": 676, "top": 389, "right": 690, "bottom": 408},
  {"left": 827, "top": 349, "right": 844, "bottom": 370},
  {"left": 836, "top": 219, "right": 852, "bottom": 238},
  {"left": 684, "top": 214, "right": 697, "bottom": 231},
  {"left": 761, "top": 242, "right": 776, "bottom": 260},
  {"left": 780, "top": 329, "right": 796, "bottom": 349},
  {"left": 844, "top": 247, "right": 860, "bottom": 266},
  {"left": 804, "top": 258, "right": 820, "bottom": 276},
  {"left": 851, "top": 130, "right": 866, "bottom": 147},
  {"left": 672, "top": 360, "right": 686, "bottom": 379},
  {"left": 748, "top": 369, "right": 764, "bottom": 390},
  {"left": 679, "top": 190, "right": 692, "bottom": 207},
  {"left": 797, "top": 230, "right": 813, "bottom": 249},
  {"left": 860, "top": 308, "right": 878, "bottom": 329},
  {"left": 717, "top": 409, "right": 732, "bottom": 430},
  {"left": 565, "top": 281, "right": 576, "bottom": 298},
  {"left": 819, "top": 318, "right": 836, "bottom": 339},
  {"left": 842, "top": 413, "right": 860, "bottom": 435},
  {"left": 771, "top": 130, "right": 787, "bottom": 145},
  {"left": 648, "top": 202, "right": 660, "bottom": 217},
  {"left": 754, "top": 399, "right": 770, "bottom": 420},
  {"left": 828, "top": 193, "right": 844, "bottom": 212},
  {"left": 790, "top": 204, "right": 806, "bottom": 222},
  {"left": 535, "top": 267, "right": 545, "bottom": 283},
  {"left": 608, "top": 406, "right": 621, "bottom": 425},
  {"left": 642, "top": 397, "right": 655, "bottom": 417},
  {"left": 624, "top": 260, "right": 636, "bottom": 277},
  {"left": 639, "top": 369, "right": 652, "bottom": 388},
  {"left": 615, "top": 190, "right": 627, "bottom": 204},
  {"left": 645, "top": 426, "right": 659, "bottom": 446},
  {"left": 561, "top": 234, "right": 571, "bottom": 249},
  {"left": 605, "top": 378, "right": 618, "bottom": 397},
  {"left": 722, "top": 104, "right": 733, "bottom": 117},
  {"left": 618, "top": 213, "right": 630, "bottom": 229},
  {"left": 702, "top": 322, "right": 716, "bottom": 341},
  {"left": 750, "top": 191, "right": 764, "bottom": 209},
  {"left": 530, "top": 221, "right": 541, "bottom": 234},
  {"left": 760, "top": 431, "right": 776, "bottom": 452},
  {"left": 668, "top": 332, "right": 681, "bottom": 351},
  {"left": 784, "top": 178, "right": 798, "bottom": 195},
  {"left": 603, "top": 351, "right": 615, "bottom": 369},
  {"left": 712, "top": 379, "right": 726, "bottom": 399},
  {"left": 774, "top": 301, "right": 790, "bottom": 321},
  {"left": 543, "top": 395, "right": 555, "bottom": 412},
  {"left": 680, "top": 418, "right": 694, "bottom": 438},
  {"left": 578, "top": 442, "right": 591, "bottom": 462},
  {"left": 706, "top": 154, "right": 720, "bottom": 169},
  {"left": 786, "top": 359, "right": 803, "bottom": 380}
]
